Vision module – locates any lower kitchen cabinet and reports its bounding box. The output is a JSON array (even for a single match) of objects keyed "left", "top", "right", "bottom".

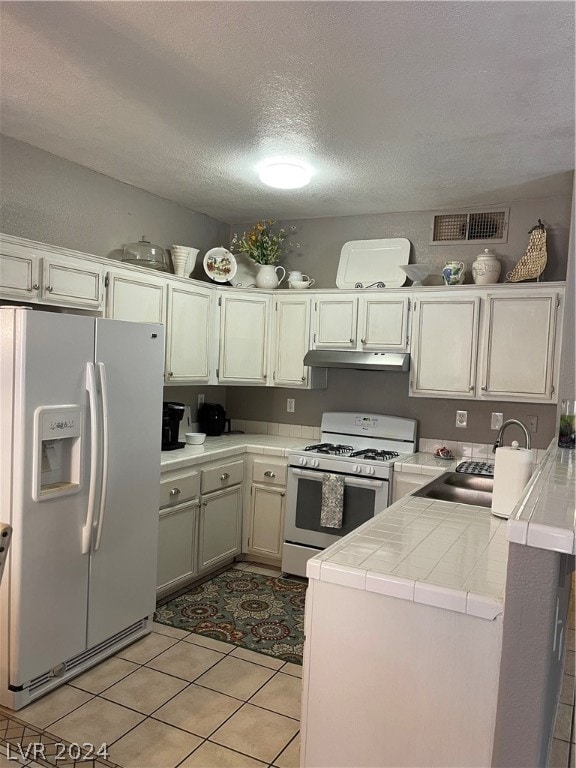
[
  {"left": 244, "top": 458, "right": 288, "bottom": 563},
  {"left": 247, "top": 485, "right": 285, "bottom": 560},
  {"left": 198, "top": 485, "right": 243, "bottom": 573},
  {"left": 157, "top": 468, "right": 201, "bottom": 598},
  {"left": 157, "top": 500, "right": 198, "bottom": 591}
]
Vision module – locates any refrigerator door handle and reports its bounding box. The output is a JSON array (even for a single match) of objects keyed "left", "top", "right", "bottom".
[
  {"left": 94, "top": 362, "right": 110, "bottom": 551},
  {"left": 83, "top": 363, "right": 99, "bottom": 554}
]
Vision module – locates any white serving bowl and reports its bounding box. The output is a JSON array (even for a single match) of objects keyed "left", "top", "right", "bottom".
[
  {"left": 288, "top": 279, "right": 312, "bottom": 289},
  {"left": 400, "top": 264, "right": 432, "bottom": 285},
  {"left": 185, "top": 432, "right": 206, "bottom": 445}
]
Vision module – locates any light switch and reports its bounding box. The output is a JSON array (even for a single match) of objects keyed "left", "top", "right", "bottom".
[{"left": 287, "top": 398, "right": 295, "bottom": 413}]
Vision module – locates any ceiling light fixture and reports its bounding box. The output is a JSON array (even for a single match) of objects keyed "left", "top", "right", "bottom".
[{"left": 258, "top": 160, "right": 313, "bottom": 189}]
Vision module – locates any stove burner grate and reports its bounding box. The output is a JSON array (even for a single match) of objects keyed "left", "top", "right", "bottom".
[
  {"left": 349, "top": 449, "right": 400, "bottom": 461},
  {"left": 304, "top": 443, "right": 354, "bottom": 455}
]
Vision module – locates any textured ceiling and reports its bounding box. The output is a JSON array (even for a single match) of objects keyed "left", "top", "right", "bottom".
[{"left": 0, "top": 1, "right": 574, "bottom": 224}]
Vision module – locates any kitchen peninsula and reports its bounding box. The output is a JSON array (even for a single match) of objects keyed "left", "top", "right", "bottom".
[{"left": 300, "top": 442, "right": 575, "bottom": 768}]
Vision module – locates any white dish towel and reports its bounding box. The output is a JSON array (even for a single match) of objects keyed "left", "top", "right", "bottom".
[{"left": 320, "top": 473, "right": 345, "bottom": 528}]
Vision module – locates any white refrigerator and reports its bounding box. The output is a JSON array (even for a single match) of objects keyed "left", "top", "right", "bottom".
[{"left": 0, "top": 307, "right": 164, "bottom": 709}]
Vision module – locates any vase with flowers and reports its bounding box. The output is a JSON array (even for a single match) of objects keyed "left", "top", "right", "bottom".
[{"left": 231, "top": 220, "right": 287, "bottom": 288}]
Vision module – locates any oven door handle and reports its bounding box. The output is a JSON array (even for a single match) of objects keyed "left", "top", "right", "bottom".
[
  {"left": 343, "top": 476, "right": 385, "bottom": 489},
  {"left": 290, "top": 468, "right": 385, "bottom": 488}
]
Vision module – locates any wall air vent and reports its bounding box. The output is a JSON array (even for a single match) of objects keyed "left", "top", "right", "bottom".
[{"left": 430, "top": 207, "right": 509, "bottom": 245}]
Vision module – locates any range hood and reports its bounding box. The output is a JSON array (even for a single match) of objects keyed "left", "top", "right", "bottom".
[{"left": 303, "top": 350, "right": 410, "bottom": 372}]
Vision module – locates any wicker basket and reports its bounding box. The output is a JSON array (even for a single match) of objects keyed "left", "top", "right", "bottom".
[{"left": 506, "top": 223, "right": 547, "bottom": 282}]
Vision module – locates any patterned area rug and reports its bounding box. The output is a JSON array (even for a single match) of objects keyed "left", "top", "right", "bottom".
[{"left": 155, "top": 569, "right": 306, "bottom": 664}]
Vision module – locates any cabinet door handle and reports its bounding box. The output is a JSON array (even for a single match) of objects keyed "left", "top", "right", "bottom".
[
  {"left": 167, "top": 371, "right": 173, "bottom": 377},
  {"left": 169, "top": 487, "right": 181, "bottom": 497},
  {"left": 301, "top": 375, "right": 305, "bottom": 381},
  {"left": 481, "top": 385, "right": 487, "bottom": 391},
  {"left": 31, "top": 283, "right": 40, "bottom": 291},
  {"left": 46, "top": 285, "right": 54, "bottom": 293},
  {"left": 264, "top": 471, "right": 276, "bottom": 478},
  {"left": 360, "top": 338, "right": 366, "bottom": 344},
  {"left": 350, "top": 338, "right": 354, "bottom": 344},
  {"left": 221, "top": 473, "right": 230, "bottom": 481}
]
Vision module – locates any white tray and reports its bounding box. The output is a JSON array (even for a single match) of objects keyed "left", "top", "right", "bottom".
[{"left": 336, "top": 238, "right": 410, "bottom": 289}]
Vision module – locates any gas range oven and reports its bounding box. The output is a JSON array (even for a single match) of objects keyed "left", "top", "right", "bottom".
[{"left": 282, "top": 412, "right": 418, "bottom": 577}]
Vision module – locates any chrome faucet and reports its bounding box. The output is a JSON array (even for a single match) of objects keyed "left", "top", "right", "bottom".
[{"left": 492, "top": 419, "right": 531, "bottom": 453}]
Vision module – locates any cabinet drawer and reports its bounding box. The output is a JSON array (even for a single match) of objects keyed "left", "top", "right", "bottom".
[
  {"left": 160, "top": 471, "right": 200, "bottom": 508},
  {"left": 201, "top": 460, "right": 244, "bottom": 494},
  {"left": 252, "top": 459, "right": 287, "bottom": 487}
]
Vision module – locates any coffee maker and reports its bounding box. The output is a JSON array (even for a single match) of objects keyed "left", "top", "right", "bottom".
[{"left": 162, "top": 402, "right": 186, "bottom": 450}]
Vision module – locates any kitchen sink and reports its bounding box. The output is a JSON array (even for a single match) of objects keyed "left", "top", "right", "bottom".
[{"left": 414, "top": 471, "right": 493, "bottom": 508}]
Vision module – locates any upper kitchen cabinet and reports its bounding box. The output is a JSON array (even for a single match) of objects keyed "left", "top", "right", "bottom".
[
  {"left": 0, "top": 236, "right": 104, "bottom": 309},
  {"left": 105, "top": 268, "right": 166, "bottom": 324},
  {"left": 478, "top": 290, "right": 562, "bottom": 402},
  {"left": 410, "top": 287, "right": 565, "bottom": 402},
  {"left": 165, "top": 283, "right": 213, "bottom": 384},
  {"left": 218, "top": 292, "right": 270, "bottom": 385},
  {"left": 312, "top": 293, "right": 412, "bottom": 352},
  {"left": 313, "top": 295, "right": 358, "bottom": 348},
  {"left": 0, "top": 242, "right": 41, "bottom": 299},
  {"left": 272, "top": 294, "right": 327, "bottom": 389},
  {"left": 358, "top": 294, "right": 411, "bottom": 351},
  {"left": 410, "top": 295, "right": 481, "bottom": 399}
]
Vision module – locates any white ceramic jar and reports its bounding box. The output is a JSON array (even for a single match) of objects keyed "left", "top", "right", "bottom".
[{"left": 472, "top": 249, "right": 501, "bottom": 285}]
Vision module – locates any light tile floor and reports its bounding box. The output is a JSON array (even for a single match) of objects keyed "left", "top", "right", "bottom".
[
  {"left": 1, "top": 564, "right": 573, "bottom": 768},
  {"left": 0, "top": 564, "right": 301, "bottom": 768}
]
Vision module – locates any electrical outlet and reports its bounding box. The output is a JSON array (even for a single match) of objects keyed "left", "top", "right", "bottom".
[
  {"left": 456, "top": 410, "right": 467, "bottom": 428},
  {"left": 491, "top": 412, "right": 504, "bottom": 430},
  {"left": 197, "top": 393, "right": 205, "bottom": 409},
  {"left": 287, "top": 398, "right": 295, "bottom": 413},
  {"left": 527, "top": 415, "right": 538, "bottom": 433}
]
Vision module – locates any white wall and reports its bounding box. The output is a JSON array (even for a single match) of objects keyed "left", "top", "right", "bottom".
[
  {"left": 233, "top": 190, "right": 573, "bottom": 288},
  {"left": 0, "top": 135, "right": 230, "bottom": 272}
]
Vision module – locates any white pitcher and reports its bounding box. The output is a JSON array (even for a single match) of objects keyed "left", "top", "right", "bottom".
[{"left": 255, "top": 264, "right": 286, "bottom": 289}]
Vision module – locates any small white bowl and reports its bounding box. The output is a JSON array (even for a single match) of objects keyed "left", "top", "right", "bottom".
[
  {"left": 185, "top": 432, "right": 206, "bottom": 445},
  {"left": 288, "top": 280, "right": 312, "bottom": 289}
]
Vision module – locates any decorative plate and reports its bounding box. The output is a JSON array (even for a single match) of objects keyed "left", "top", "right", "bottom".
[{"left": 203, "top": 247, "right": 237, "bottom": 283}]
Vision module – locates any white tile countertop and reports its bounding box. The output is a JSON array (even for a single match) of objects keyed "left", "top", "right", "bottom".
[
  {"left": 306, "top": 441, "right": 575, "bottom": 620},
  {"left": 306, "top": 494, "right": 509, "bottom": 621},
  {"left": 160, "top": 434, "right": 307, "bottom": 471},
  {"left": 507, "top": 443, "right": 576, "bottom": 555}
]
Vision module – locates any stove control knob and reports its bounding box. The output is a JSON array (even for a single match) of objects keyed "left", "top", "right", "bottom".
[
  {"left": 311, "top": 458, "right": 320, "bottom": 468},
  {"left": 298, "top": 456, "right": 307, "bottom": 467},
  {"left": 365, "top": 466, "right": 376, "bottom": 476},
  {"left": 353, "top": 464, "right": 362, "bottom": 474}
]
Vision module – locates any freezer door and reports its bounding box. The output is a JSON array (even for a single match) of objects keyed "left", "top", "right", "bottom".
[
  {"left": 87, "top": 319, "right": 164, "bottom": 647},
  {"left": 0, "top": 309, "right": 93, "bottom": 685}
]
